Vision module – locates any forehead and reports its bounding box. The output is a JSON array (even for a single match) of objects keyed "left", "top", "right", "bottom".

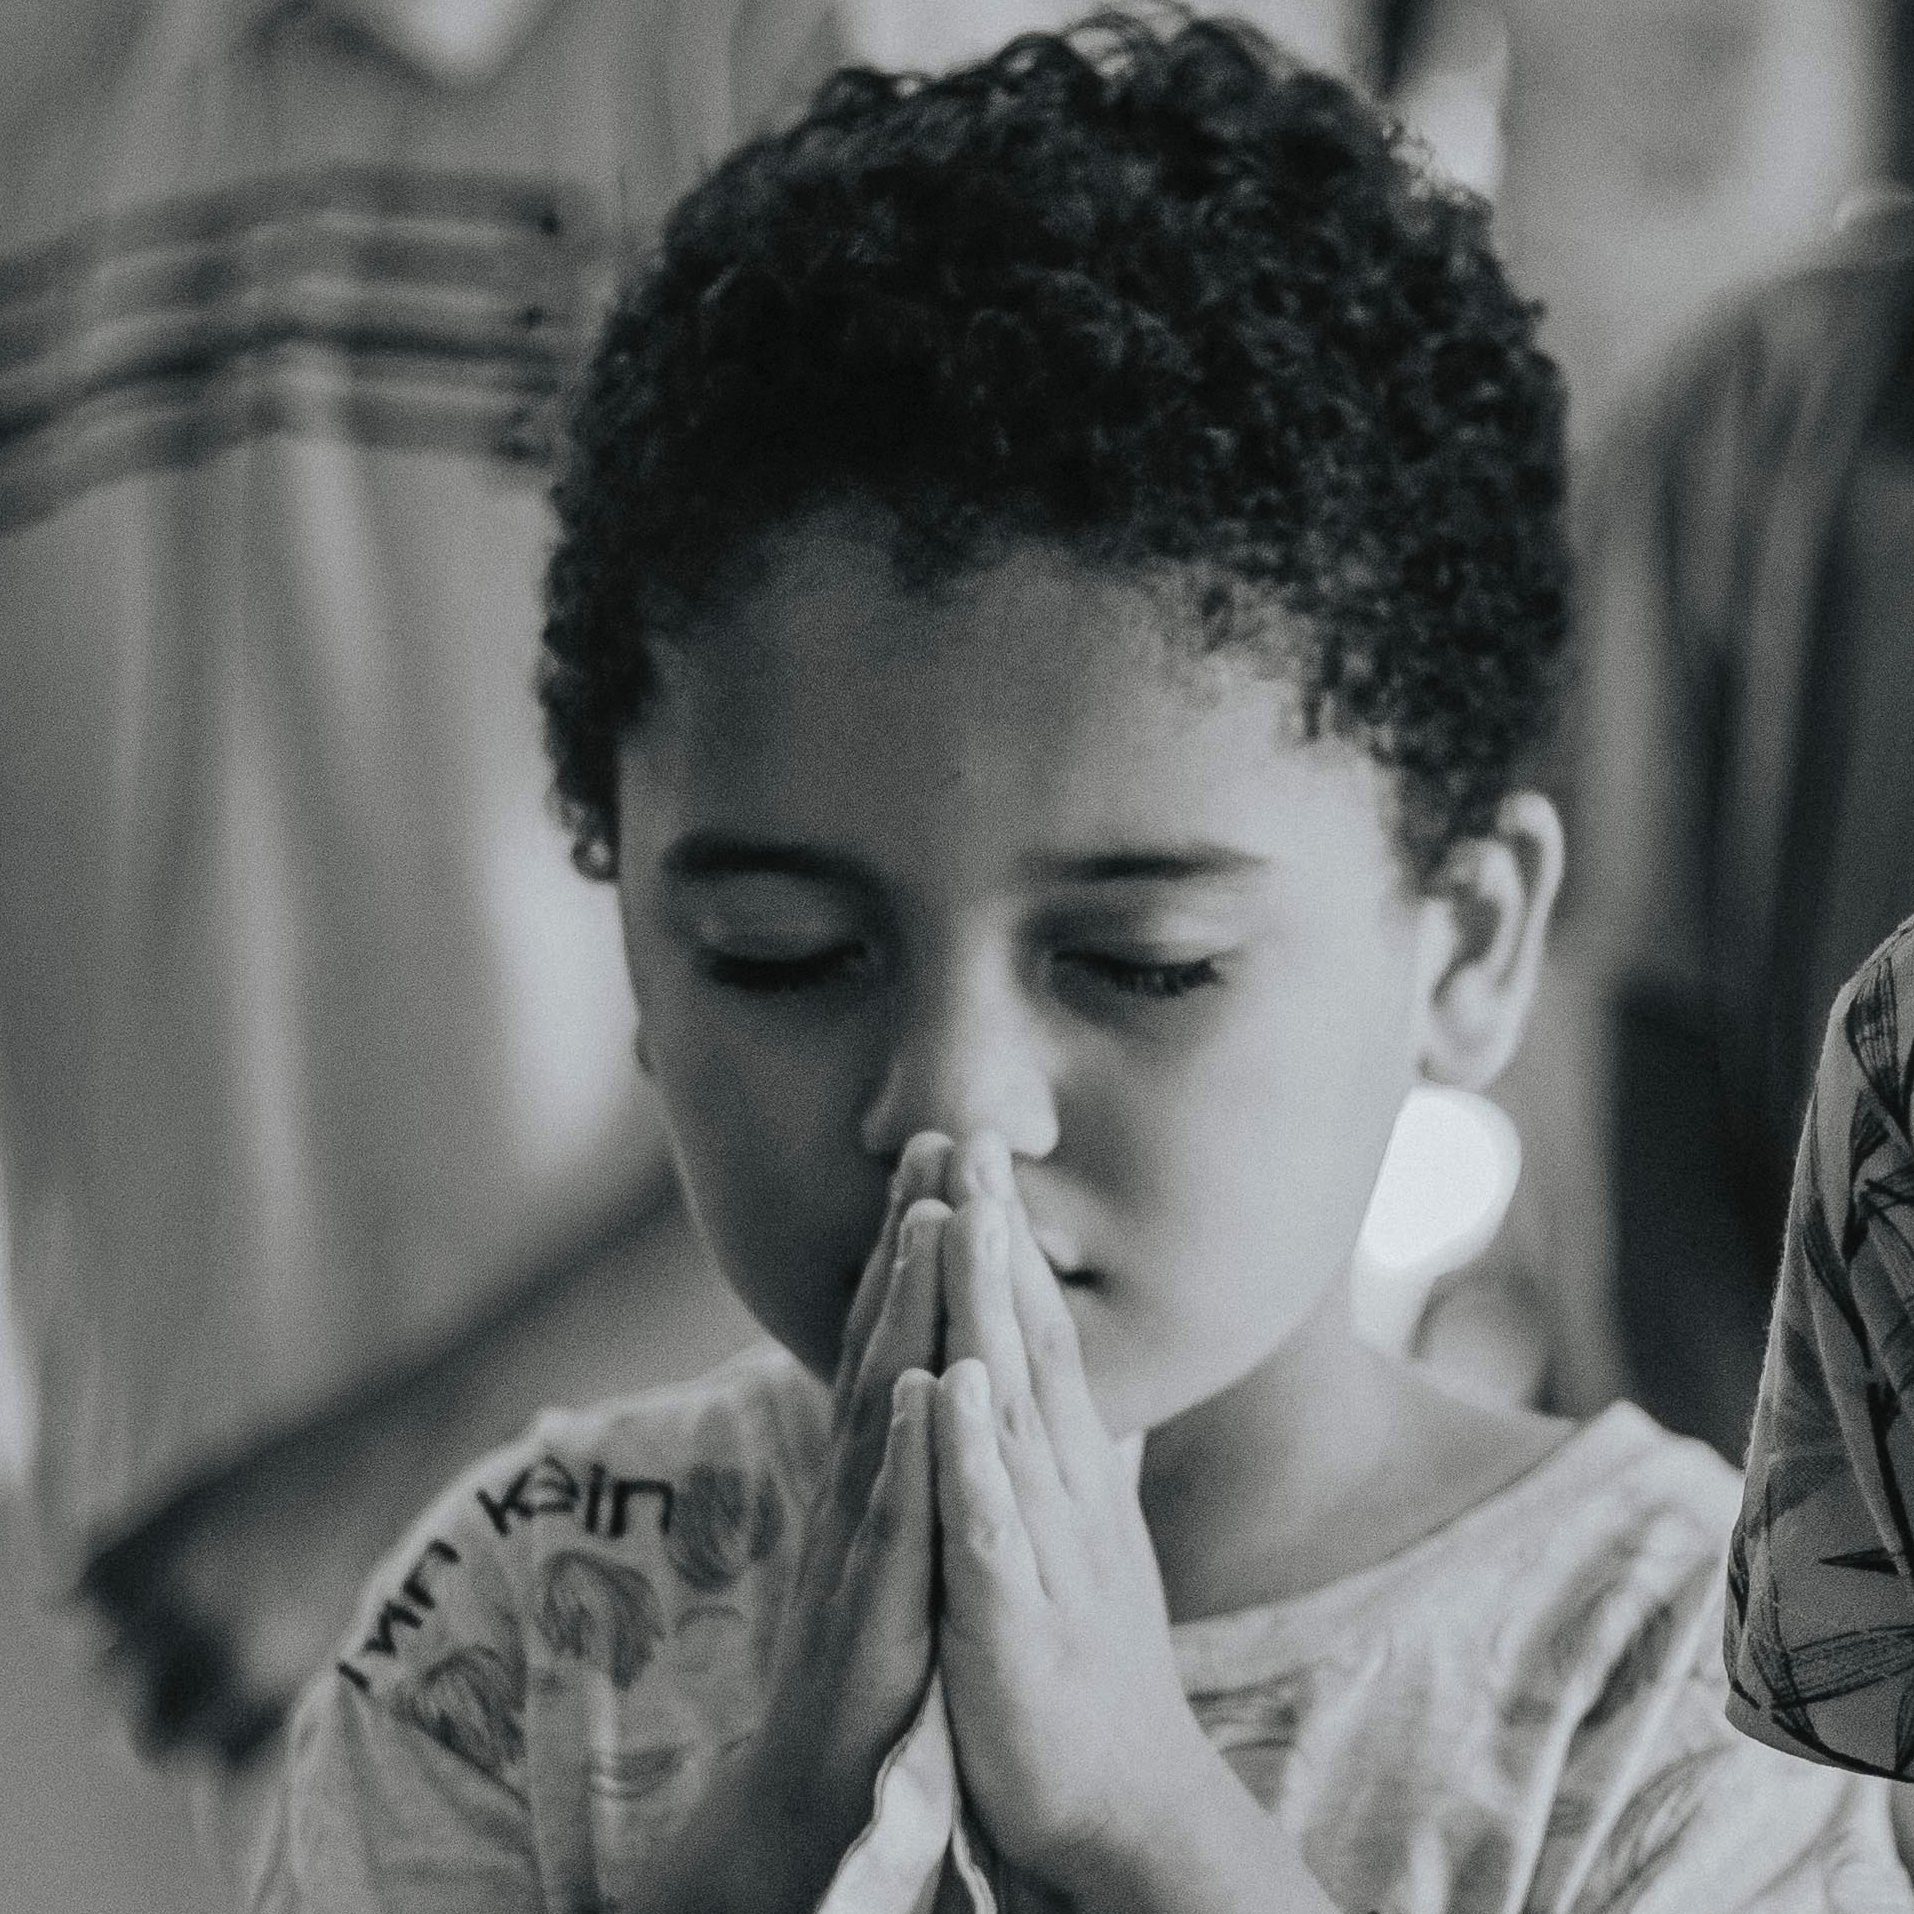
[{"left": 623, "top": 522, "right": 1400, "bottom": 887}]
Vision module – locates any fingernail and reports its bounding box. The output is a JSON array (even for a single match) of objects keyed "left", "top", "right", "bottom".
[
  {"left": 900, "top": 1198, "right": 945, "bottom": 1263},
  {"left": 965, "top": 1132, "right": 1014, "bottom": 1200},
  {"left": 892, "top": 1146, "right": 925, "bottom": 1210},
  {"left": 903, "top": 1132, "right": 952, "bottom": 1191},
  {"left": 879, "top": 1171, "right": 909, "bottom": 1242}
]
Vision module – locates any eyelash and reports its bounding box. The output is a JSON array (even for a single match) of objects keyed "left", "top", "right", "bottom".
[
  {"left": 1071, "top": 954, "right": 1222, "bottom": 1001},
  {"left": 700, "top": 949, "right": 1222, "bottom": 1002},
  {"left": 701, "top": 949, "right": 865, "bottom": 995}
]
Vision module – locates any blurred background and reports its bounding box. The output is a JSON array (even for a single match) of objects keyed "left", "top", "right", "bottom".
[{"left": 3, "top": 0, "right": 1910, "bottom": 1906}]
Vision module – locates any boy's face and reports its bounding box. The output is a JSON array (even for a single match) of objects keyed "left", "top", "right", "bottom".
[{"left": 615, "top": 518, "right": 1453, "bottom": 1436}]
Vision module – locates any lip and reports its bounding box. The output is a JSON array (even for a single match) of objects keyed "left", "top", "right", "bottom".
[
  {"left": 1034, "top": 1229, "right": 1079, "bottom": 1271},
  {"left": 843, "top": 1256, "right": 1100, "bottom": 1290}
]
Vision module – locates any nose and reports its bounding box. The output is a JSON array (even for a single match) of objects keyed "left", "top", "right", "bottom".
[{"left": 859, "top": 952, "right": 1061, "bottom": 1165}]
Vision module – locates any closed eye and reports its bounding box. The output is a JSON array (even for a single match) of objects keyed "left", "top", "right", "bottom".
[
  {"left": 700, "top": 946, "right": 1223, "bottom": 1003},
  {"left": 700, "top": 947, "right": 868, "bottom": 995},
  {"left": 1061, "top": 953, "right": 1223, "bottom": 1001}
]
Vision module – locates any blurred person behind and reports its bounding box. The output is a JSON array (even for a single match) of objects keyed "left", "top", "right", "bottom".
[
  {"left": 1496, "top": 0, "right": 1880, "bottom": 444},
  {"left": 1552, "top": 0, "right": 1914, "bottom": 1457},
  {"left": 0, "top": 0, "right": 856, "bottom": 1786}
]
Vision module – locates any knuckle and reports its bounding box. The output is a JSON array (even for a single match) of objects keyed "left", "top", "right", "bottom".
[
  {"left": 997, "top": 1386, "right": 1040, "bottom": 1447},
  {"left": 963, "top": 1515, "right": 1013, "bottom": 1560}
]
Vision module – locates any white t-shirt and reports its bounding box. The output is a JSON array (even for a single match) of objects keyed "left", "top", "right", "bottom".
[{"left": 253, "top": 1345, "right": 1914, "bottom": 1913}]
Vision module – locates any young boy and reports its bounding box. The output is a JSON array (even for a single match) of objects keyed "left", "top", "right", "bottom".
[{"left": 254, "top": 13, "right": 1913, "bottom": 1911}]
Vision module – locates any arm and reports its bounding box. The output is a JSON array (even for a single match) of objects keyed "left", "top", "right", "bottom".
[{"left": 250, "top": 1675, "right": 542, "bottom": 1914}]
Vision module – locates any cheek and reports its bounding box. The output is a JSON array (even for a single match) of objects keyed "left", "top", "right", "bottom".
[
  {"left": 1089, "top": 985, "right": 1415, "bottom": 1317},
  {"left": 638, "top": 980, "right": 880, "bottom": 1368},
  {"left": 642, "top": 968, "right": 832, "bottom": 1190}
]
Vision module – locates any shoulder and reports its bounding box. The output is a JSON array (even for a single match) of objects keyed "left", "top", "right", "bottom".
[
  {"left": 1474, "top": 1400, "right": 1742, "bottom": 1667},
  {"left": 1413, "top": 1403, "right": 1745, "bottom": 1756},
  {"left": 1184, "top": 1405, "right": 1912, "bottom": 1911},
  {"left": 1591, "top": 208, "right": 1914, "bottom": 526},
  {"left": 326, "top": 1343, "right": 826, "bottom": 1732},
  {"left": 1692, "top": 205, "right": 1914, "bottom": 374},
  {"left": 1825, "top": 915, "right": 1914, "bottom": 1076},
  {"left": 1474, "top": 1410, "right": 1911, "bottom": 1913},
  {"left": 1804, "top": 912, "right": 1914, "bottom": 1190},
  {"left": 1643, "top": 210, "right": 1914, "bottom": 452},
  {"left": 259, "top": 1348, "right": 828, "bottom": 1904},
  {"left": 1404, "top": 1382, "right": 1743, "bottom": 1612},
  {"left": 1312, "top": 1398, "right": 1745, "bottom": 1753}
]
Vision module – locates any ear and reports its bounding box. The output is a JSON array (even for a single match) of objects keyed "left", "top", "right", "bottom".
[{"left": 1414, "top": 791, "right": 1564, "bottom": 1092}]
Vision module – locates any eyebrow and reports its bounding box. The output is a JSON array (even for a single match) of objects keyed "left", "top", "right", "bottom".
[
  {"left": 662, "top": 833, "right": 874, "bottom": 886},
  {"left": 1021, "top": 845, "right": 1269, "bottom": 884},
  {"left": 660, "top": 831, "right": 1268, "bottom": 887}
]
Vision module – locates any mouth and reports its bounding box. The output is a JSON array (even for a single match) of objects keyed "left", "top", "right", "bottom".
[{"left": 841, "top": 1259, "right": 1102, "bottom": 1290}]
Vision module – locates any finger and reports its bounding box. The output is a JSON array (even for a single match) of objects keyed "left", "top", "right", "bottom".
[
  {"left": 950, "top": 1132, "right": 1106, "bottom": 1488},
  {"left": 1001, "top": 1179, "right": 1108, "bottom": 1500},
  {"left": 940, "top": 1195, "right": 1085, "bottom": 1601},
  {"left": 814, "top": 1200, "right": 942, "bottom": 1574},
  {"left": 933, "top": 1359, "right": 1045, "bottom": 1626},
  {"left": 854, "top": 1198, "right": 949, "bottom": 1406},
  {"left": 833, "top": 1372, "right": 937, "bottom": 1757},
  {"left": 842, "top": 1370, "right": 937, "bottom": 1647},
  {"left": 941, "top": 1192, "right": 1031, "bottom": 1406},
  {"left": 949, "top": 1129, "right": 1014, "bottom": 1207},
  {"left": 834, "top": 1133, "right": 953, "bottom": 1417},
  {"left": 836, "top": 1198, "right": 949, "bottom": 1506}
]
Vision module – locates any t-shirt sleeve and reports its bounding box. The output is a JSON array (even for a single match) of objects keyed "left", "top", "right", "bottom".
[
  {"left": 250, "top": 1668, "right": 541, "bottom": 1914},
  {"left": 1566, "top": 1609, "right": 1912, "bottom": 1913},
  {"left": 248, "top": 1352, "right": 825, "bottom": 1914},
  {"left": 1571, "top": 1717, "right": 1911, "bottom": 1913},
  {"left": 1726, "top": 915, "right": 1914, "bottom": 1776},
  {"left": 1484, "top": 1501, "right": 1913, "bottom": 1914},
  {"left": 245, "top": 1434, "right": 548, "bottom": 1914}
]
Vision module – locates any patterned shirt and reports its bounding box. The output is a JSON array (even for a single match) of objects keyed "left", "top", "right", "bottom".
[
  {"left": 254, "top": 1346, "right": 1911, "bottom": 1912},
  {"left": 1728, "top": 915, "right": 1914, "bottom": 1775}
]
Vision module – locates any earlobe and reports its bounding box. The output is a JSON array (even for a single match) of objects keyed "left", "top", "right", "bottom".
[{"left": 1418, "top": 791, "right": 1564, "bottom": 1092}]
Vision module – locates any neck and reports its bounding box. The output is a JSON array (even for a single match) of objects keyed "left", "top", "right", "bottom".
[{"left": 1139, "top": 1280, "right": 1416, "bottom": 1621}]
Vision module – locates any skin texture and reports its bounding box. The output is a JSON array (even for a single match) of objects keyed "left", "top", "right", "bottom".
[
  {"left": 615, "top": 516, "right": 1565, "bottom": 1910},
  {"left": 622, "top": 520, "right": 1460, "bottom": 1431}
]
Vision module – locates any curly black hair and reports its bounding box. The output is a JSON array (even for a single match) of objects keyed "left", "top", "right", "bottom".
[{"left": 539, "top": 7, "right": 1568, "bottom": 886}]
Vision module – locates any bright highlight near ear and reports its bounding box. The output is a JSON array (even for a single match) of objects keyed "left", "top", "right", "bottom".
[
  {"left": 0, "top": 1169, "right": 30, "bottom": 1492},
  {"left": 1350, "top": 1085, "right": 1523, "bottom": 1357}
]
